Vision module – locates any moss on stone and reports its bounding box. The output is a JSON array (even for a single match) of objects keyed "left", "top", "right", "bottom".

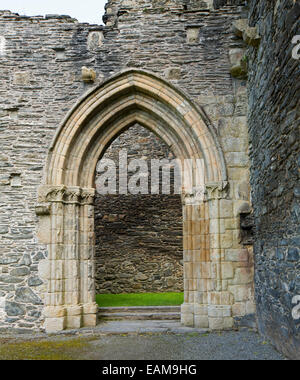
[
  {"left": 230, "top": 65, "right": 248, "bottom": 80},
  {"left": 0, "top": 337, "right": 96, "bottom": 360}
]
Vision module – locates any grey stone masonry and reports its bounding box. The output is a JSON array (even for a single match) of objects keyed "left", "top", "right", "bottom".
[
  {"left": 248, "top": 0, "right": 300, "bottom": 360},
  {"left": 0, "top": 0, "right": 250, "bottom": 332},
  {"left": 95, "top": 124, "right": 183, "bottom": 294}
]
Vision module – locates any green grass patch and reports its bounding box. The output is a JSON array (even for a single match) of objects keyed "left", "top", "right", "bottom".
[{"left": 96, "top": 292, "right": 184, "bottom": 307}]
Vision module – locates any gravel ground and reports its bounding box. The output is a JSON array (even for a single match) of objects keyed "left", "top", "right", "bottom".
[
  {"left": 0, "top": 328, "right": 285, "bottom": 360},
  {"left": 82, "top": 330, "right": 285, "bottom": 360}
]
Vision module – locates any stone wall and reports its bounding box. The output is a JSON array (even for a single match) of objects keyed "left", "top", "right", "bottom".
[
  {"left": 0, "top": 0, "right": 251, "bottom": 332},
  {"left": 248, "top": 0, "right": 300, "bottom": 360},
  {"left": 95, "top": 124, "right": 183, "bottom": 294}
]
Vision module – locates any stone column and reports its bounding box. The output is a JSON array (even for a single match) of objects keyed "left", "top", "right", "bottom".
[
  {"left": 181, "top": 186, "right": 209, "bottom": 327},
  {"left": 204, "top": 182, "right": 234, "bottom": 330},
  {"left": 80, "top": 189, "right": 98, "bottom": 328},
  {"left": 181, "top": 181, "right": 237, "bottom": 330},
  {"left": 36, "top": 185, "right": 97, "bottom": 333}
]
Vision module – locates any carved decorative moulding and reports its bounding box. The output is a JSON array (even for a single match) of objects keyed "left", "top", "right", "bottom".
[
  {"left": 183, "top": 186, "right": 206, "bottom": 205},
  {"left": 205, "top": 181, "right": 229, "bottom": 201},
  {"left": 38, "top": 185, "right": 95, "bottom": 205}
]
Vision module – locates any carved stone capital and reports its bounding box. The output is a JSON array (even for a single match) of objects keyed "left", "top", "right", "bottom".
[
  {"left": 183, "top": 186, "right": 205, "bottom": 205},
  {"left": 64, "top": 187, "right": 82, "bottom": 204},
  {"left": 38, "top": 185, "right": 66, "bottom": 203},
  {"left": 81, "top": 188, "right": 96, "bottom": 205},
  {"left": 205, "top": 181, "right": 229, "bottom": 201}
]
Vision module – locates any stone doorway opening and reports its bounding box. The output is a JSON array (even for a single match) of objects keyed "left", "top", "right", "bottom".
[
  {"left": 94, "top": 124, "right": 184, "bottom": 299},
  {"left": 36, "top": 70, "right": 253, "bottom": 333}
]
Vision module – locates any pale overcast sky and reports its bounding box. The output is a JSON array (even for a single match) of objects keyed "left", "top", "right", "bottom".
[{"left": 0, "top": 0, "right": 107, "bottom": 24}]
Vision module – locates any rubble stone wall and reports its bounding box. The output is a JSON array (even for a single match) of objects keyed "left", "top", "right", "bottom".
[
  {"left": 248, "top": 0, "right": 300, "bottom": 360},
  {"left": 0, "top": 0, "right": 251, "bottom": 332},
  {"left": 94, "top": 124, "right": 183, "bottom": 294}
]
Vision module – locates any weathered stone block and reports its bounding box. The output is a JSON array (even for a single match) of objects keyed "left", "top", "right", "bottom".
[
  {"left": 225, "top": 249, "right": 249, "bottom": 262},
  {"left": 87, "top": 31, "right": 104, "bottom": 50},
  {"left": 0, "top": 256, "right": 19, "bottom": 265},
  {"left": 13, "top": 72, "right": 30, "bottom": 85},
  {"left": 209, "top": 218, "right": 225, "bottom": 234},
  {"left": 35, "top": 204, "right": 51, "bottom": 216},
  {"left": 194, "top": 304, "right": 208, "bottom": 316},
  {"left": 232, "top": 19, "right": 248, "bottom": 38},
  {"left": 83, "top": 303, "right": 98, "bottom": 315},
  {"left": 222, "top": 137, "right": 246, "bottom": 153},
  {"left": 15, "top": 287, "right": 42, "bottom": 305},
  {"left": 81, "top": 67, "right": 96, "bottom": 82},
  {"left": 135, "top": 273, "right": 148, "bottom": 281},
  {"left": 67, "top": 315, "right": 82, "bottom": 329},
  {"left": 0, "top": 226, "right": 9, "bottom": 234},
  {"left": 287, "top": 248, "right": 299, "bottom": 262},
  {"left": 164, "top": 67, "right": 181, "bottom": 80},
  {"left": 228, "top": 285, "right": 249, "bottom": 302},
  {"left": 43, "top": 306, "right": 66, "bottom": 318},
  {"left": 10, "top": 267, "right": 30, "bottom": 277},
  {"left": 67, "top": 305, "right": 82, "bottom": 316},
  {"left": 27, "top": 276, "right": 43, "bottom": 287},
  {"left": 224, "top": 218, "right": 240, "bottom": 230},
  {"left": 230, "top": 268, "right": 253, "bottom": 285},
  {"left": 243, "top": 26, "right": 260, "bottom": 47},
  {"left": 226, "top": 152, "right": 249, "bottom": 167},
  {"left": 186, "top": 27, "right": 199, "bottom": 44},
  {"left": 233, "top": 200, "right": 251, "bottom": 216},
  {"left": 219, "top": 232, "right": 233, "bottom": 249},
  {"left": 0, "top": 35, "right": 5, "bottom": 56},
  {"left": 0, "top": 275, "right": 23, "bottom": 284},
  {"left": 37, "top": 217, "right": 51, "bottom": 245},
  {"left": 38, "top": 260, "right": 50, "bottom": 280},
  {"left": 221, "top": 263, "right": 234, "bottom": 279},
  {"left": 181, "top": 303, "right": 194, "bottom": 315},
  {"left": 208, "top": 305, "right": 231, "bottom": 318},
  {"left": 5, "top": 301, "right": 26, "bottom": 317},
  {"left": 232, "top": 302, "right": 246, "bottom": 316},
  {"left": 245, "top": 301, "right": 256, "bottom": 315},
  {"left": 83, "top": 314, "right": 97, "bottom": 327},
  {"left": 229, "top": 49, "right": 247, "bottom": 80},
  {"left": 209, "top": 316, "right": 233, "bottom": 330},
  {"left": 220, "top": 199, "right": 233, "bottom": 218},
  {"left": 44, "top": 317, "right": 66, "bottom": 333},
  {"left": 18, "top": 254, "right": 32, "bottom": 267},
  {"left": 194, "top": 315, "right": 209, "bottom": 328},
  {"left": 181, "top": 313, "right": 194, "bottom": 327}
]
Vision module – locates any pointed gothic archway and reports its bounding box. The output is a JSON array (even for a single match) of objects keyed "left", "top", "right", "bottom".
[{"left": 36, "top": 70, "right": 233, "bottom": 333}]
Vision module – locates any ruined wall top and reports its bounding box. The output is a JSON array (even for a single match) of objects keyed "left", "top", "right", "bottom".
[
  {"left": 0, "top": 9, "right": 80, "bottom": 23},
  {"left": 105, "top": 0, "right": 206, "bottom": 13},
  {"left": 0, "top": 1, "right": 246, "bottom": 27},
  {"left": 103, "top": 0, "right": 246, "bottom": 25},
  {"left": 104, "top": 0, "right": 245, "bottom": 12}
]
